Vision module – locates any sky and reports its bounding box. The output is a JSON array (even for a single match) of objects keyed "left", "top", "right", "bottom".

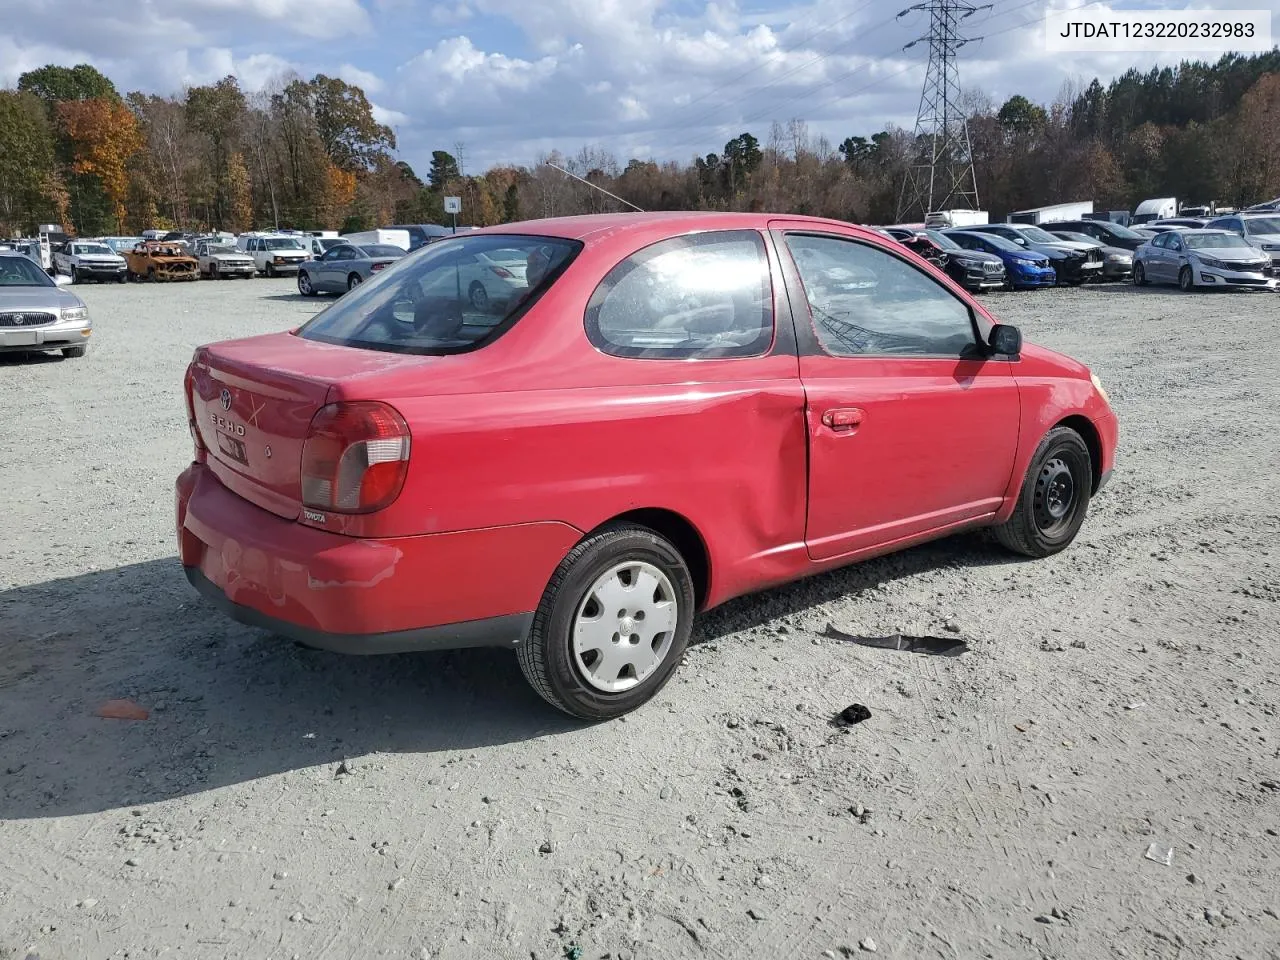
[{"left": 1, "top": 0, "right": 1277, "bottom": 176}]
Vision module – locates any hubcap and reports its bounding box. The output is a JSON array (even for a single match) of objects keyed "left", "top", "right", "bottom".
[
  {"left": 572, "top": 561, "right": 678, "bottom": 694},
  {"left": 1033, "top": 457, "right": 1076, "bottom": 533},
  {"left": 471, "top": 285, "right": 488, "bottom": 309},
  {"left": 299, "top": 274, "right": 310, "bottom": 294}
]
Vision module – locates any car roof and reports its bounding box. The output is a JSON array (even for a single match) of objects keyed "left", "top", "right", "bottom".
[
  {"left": 467, "top": 211, "right": 869, "bottom": 241},
  {"left": 1176, "top": 228, "right": 1233, "bottom": 235}
]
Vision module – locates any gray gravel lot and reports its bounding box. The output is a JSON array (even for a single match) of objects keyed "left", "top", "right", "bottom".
[{"left": 1, "top": 278, "right": 1278, "bottom": 960}]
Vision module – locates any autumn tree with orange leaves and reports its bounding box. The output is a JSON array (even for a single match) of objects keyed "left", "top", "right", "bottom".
[{"left": 57, "top": 98, "right": 143, "bottom": 231}]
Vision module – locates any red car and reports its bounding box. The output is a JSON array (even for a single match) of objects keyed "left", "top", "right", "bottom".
[{"left": 176, "top": 213, "right": 1118, "bottom": 719}]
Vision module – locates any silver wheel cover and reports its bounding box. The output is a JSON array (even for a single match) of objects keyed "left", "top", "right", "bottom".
[{"left": 572, "top": 560, "right": 678, "bottom": 693}]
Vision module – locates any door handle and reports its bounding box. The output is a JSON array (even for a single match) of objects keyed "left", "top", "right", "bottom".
[{"left": 821, "top": 407, "right": 865, "bottom": 430}]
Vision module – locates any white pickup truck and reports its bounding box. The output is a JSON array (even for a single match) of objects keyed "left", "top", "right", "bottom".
[{"left": 53, "top": 240, "right": 128, "bottom": 284}]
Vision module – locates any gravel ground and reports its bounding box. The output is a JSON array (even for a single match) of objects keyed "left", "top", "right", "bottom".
[{"left": 1, "top": 278, "right": 1278, "bottom": 960}]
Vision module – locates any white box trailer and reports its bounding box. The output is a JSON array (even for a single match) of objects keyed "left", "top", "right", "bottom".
[
  {"left": 341, "top": 228, "right": 411, "bottom": 251},
  {"left": 924, "top": 209, "right": 988, "bottom": 228},
  {"left": 1008, "top": 201, "right": 1094, "bottom": 225}
]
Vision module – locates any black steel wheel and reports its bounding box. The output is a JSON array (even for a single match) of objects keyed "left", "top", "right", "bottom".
[{"left": 992, "top": 427, "right": 1093, "bottom": 558}]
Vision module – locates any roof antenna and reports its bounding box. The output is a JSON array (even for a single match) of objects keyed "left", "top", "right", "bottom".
[{"left": 544, "top": 162, "right": 645, "bottom": 212}]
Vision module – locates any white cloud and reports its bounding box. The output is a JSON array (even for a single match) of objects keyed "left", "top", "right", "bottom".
[
  {"left": 371, "top": 102, "right": 409, "bottom": 126},
  {"left": 339, "top": 63, "right": 385, "bottom": 94}
]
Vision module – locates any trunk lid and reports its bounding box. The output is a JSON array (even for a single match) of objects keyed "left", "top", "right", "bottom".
[{"left": 190, "top": 332, "right": 427, "bottom": 519}]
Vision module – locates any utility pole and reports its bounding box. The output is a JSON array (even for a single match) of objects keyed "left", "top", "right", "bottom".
[{"left": 895, "top": 1, "right": 990, "bottom": 222}]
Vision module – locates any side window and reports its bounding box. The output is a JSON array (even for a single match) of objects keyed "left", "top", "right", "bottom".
[
  {"left": 784, "top": 234, "right": 977, "bottom": 358},
  {"left": 585, "top": 230, "right": 773, "bottom": 359},
  {"left": 1168, "top": 234, "right": 1183, "bottom": 251}
]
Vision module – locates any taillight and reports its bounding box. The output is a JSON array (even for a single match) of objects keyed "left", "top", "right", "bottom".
[
  {"left": 300, "top": 402, "right": 410, "bottom": 514},
  {"left": 490, "top": 266, "right": 513, "bottom": 278},
  {"left": 183, "top": 363, "right": 206, "bottom": 459},
  {"left": 370, "top": 262, "right": 387, "bottom": 273}
]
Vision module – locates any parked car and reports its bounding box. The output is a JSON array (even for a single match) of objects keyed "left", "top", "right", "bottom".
[
  {"left": 195, "top": 240, "right": 256, "bottom": 279},
  {"left": 176, "top": 212, "right": 1119, "bottom": 718},
  {"left": 239, "top": 235, "right": 310, "bottom": 276},
  {"left": 306, "top": 236, "right": 347, "bottom": 258},
  {"left": 886, "top": 227, "right": 1006, "bottom": 291},
  {"left": 124, "top": 241, "right": 200, "bottom": 282},
  {"left": 967, "top": 224, "right": 1103, "bottom": 284},
  {"left": 296, "top": 243, "right": 408, "bottom": 295},
  {"left": 1046, "top": 219, "right": 1148, "bottom": 251},
  {"left": 1148, "top": 217, "right": 1208, "bottom": 229},
  {"left": 52, "top": 240, "right": 127, "bottom": 284},
  {"left": 389, "top": 224, "right": 453, "bottom": 250},
  {"left": 0, "top": 251, "right": 92, "bottom": 358},
  {"left": 1048, "top": 231, "right": 1133, "bottom": 281},
  {"left": 1203, "top": 213, "right": 1280, "bottom": 275},
  {"left": 943, "top": 229, "right": 1056, "bottom": 289},
  {"left": 1133, "top": 229, "right": 1276, "bottom": 291}
]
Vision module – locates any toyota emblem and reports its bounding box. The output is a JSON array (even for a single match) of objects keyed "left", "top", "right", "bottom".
[{"left": 219, "top": 388, "right": 232, "bottom": 411}]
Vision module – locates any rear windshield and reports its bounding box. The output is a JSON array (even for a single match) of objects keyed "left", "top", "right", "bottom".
[
  {"left": 298, "top": 234, "right": 582, "bottom": 355},
  {"left": 359, "top": 244, "right": 406, "bottom": 258}
]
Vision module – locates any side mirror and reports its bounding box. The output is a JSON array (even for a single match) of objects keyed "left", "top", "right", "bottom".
[
  {"left": 53, "top": 273, "right": 73, "bottom": 287},
  {"left": 988, "top": 323, "right": 1022, "bottom": 357},
  {"left": 1015, "top": 238, "right": 1027, "bottom": 246}
]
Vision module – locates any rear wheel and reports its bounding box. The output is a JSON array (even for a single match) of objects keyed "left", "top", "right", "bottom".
[
  {"left": 116, "top": 272, "right": 126, "bottom": 283},
  {"left": 1133, "top": 261, "right": 1147, "bottom": 285},
  {"left": 992, "top": 427, "right": 1092, "bottom": 558},
  {"left": 1178, "top": 265, "right": 1195, "bottom": 292},
  {"left": 347, "top": 273, "right": 362, "bottom": 291},
  {"left": 147, "top": 267, "right": 156, "bottom": 282},
  {"left": 468, "top": 281, "right": 489, "bottom": 312},
  {"left": 517, "top": 525, "right": 694, "bottom": 720},
  {"left": 298, "top": 271, "right": 315, "bottom": 296}
]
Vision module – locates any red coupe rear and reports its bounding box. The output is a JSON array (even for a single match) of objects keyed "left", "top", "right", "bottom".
[{"left": 176, "top": 212, "right": 1118, "bottom": 718}]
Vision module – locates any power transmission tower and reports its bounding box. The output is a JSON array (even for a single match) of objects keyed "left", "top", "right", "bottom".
[{"left": 895, "top": 1, "right": 990, "bottom": 222}]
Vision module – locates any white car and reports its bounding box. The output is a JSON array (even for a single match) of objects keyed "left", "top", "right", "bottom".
[
  {"left": 195, "top": 240, "right": 256, "bottom": 279},
  {"left": 1133, "top": 229, "right": 1277, "bottom": 291},
  {"left": 53, "top": 240, "right": 127, "bottom": 284},
  {"left": 239, "top": 235, "right": 309, "bottom": 276}
]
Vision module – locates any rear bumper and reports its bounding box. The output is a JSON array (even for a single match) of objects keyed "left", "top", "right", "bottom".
[
  {"left": 184, "top": 566, "right": 532, "bottom": 653},
  {"left": 175, "top": 463, "right": 579, "bottom": 652}
]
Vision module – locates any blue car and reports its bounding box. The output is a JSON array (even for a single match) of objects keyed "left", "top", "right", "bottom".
[{"left": 943, "top": 229, "right": 1056, "bottom": 289}]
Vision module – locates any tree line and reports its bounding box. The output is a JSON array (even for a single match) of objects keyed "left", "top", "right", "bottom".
[{"left": 0, "top": 50, "right": 1276, "bottom": 239}]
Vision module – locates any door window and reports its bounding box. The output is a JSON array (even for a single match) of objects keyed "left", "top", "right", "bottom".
[
  {"left": 784, "top": 234, "right": 978, "bottom": 358},
  {"left": 585, "top": 230, "right": 773, "bottom": 359},
  {"left": 333, "top": 247, "right": 357, "bottom": 261}
]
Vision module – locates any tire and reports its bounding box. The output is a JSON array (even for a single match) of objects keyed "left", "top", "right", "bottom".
[
  {"left": 992, "top": 427, "right": 1093, "bottom": 559},
  {"left": 298, "top": 271, "right": 315, "bottom": 296},
  {"left": 468, "top": 280, "right": 489, "bottom": 312},
  {"left": 265, "top": 262, "right": 276, "bottom": 278},
  {"left": 70, "top": 266, "right": 80, "bottom": 284},
  {"left": 147, "top": 267, "right": 156, "bottom": 282},
  {"left": 517, "top": 524, "right": 695, "bottom": 720},
  {"left": 1133, "top": 261, "right": 1147, "bottom": 285},
  {"left": 347, "top": 273, "right": 362, "bottom": 291},
  {"left": 116, "top": 272, "right": 126, "bottom": 284},
  {"left": 1178, "top": 265, "right": 1195, "bottom": 292},
  {"left": 62, "top": 345, "right": 87, "bottom": 358},
  {"left": 210, "top": 263, "right": 219, "bottom": 280}
]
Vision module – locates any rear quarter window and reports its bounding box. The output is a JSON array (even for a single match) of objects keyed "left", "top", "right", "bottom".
[{"left": 585, "top": 230, "right": 773, "bottom": 359}]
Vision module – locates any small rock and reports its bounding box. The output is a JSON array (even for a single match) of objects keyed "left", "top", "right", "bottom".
[
  {"left": 335, "top": 760, "right": 353, "bottom": 777},
  {"left": 78, "top": 899, "right": 99, "bottom": 909},
  {"left": 273, "top": 871, "right": 288, "bottom": 880},
  {"left": 754, "top": 874, "right": 773, "bottom": 887},
  {"left": 1125, "top": 701, "right": 1146, "bottom": 711},
  {"left": 125, "top": 858, "right": 139, "bottom": 867},
  {"left": 1186, "top": 872, "right": 1202, "bottom": 884},
  {"left": 859, "top": 936, "right": 877, "bottom": 952},
  {"left": 747, "top": 908, "right": 767, "bottom": 921},
  {"left": 539, "top": 841, "right": 554, "bottom": 854},
  {"left": 943, "top": 621, "right": 961, "bottom": 633},
  {"left": 727, "top": 717, "right": 740, "bottom": 729},
  {"left": 289, "top": 912, "right": 303, "bottom": 922},
  {"left": 302, "top": 732, "right": 316, "bottom": 739},
  {"left": 388, "top": 877, "right": 405, "bottom": 891},
  {"left": 1051, "top": 906, "right": 1067, "bottom": 921},
  {"left": 1034, "top": 915, "right": 1054, "bottom": 925},
  {"left": 823, "top": 952, "right": 837, "bottom": 959},
  {"left": 1204, "top": 907, "right": 1228, "bottom": 928},
  {"left": 470, "top": 820, "right": 481, "bottom": 828},
  {"left": 659, "top": 785, "right": 673, "bottom": 800}
]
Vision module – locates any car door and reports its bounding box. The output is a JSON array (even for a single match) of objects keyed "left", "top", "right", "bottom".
[
  {"left": 1164, "top": 232, "right": 1188, "bottom": 280},
  {"left": 322, "top": 246, "right": 358, "bottom": 290},
  {"left": 1143, "top": 233, "right": 1167, "bottom": 280},
  {"left": 771, "top": 222, "right": 1020, "bottom": 561}
]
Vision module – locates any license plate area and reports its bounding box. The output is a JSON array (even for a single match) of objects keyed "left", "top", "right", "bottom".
[
  {"left": 216, "top": 432, "right": 248, "bottom": 465},
  {"left": 2, "top": 331, "right": 39, "bottom": 346}
]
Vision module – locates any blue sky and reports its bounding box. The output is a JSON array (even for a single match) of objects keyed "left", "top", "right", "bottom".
[{"left": 2, "top": 0, "right": 1276, "bottom": 176}]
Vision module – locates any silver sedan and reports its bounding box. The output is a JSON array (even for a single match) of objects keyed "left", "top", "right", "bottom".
[
  {"left": 297, "top": 243, "right": 408, "bottom": 295},
  {"left": 1133, "top": 229, "right": 1278, "bottom": 292},
  {"left": 0, "top": 252, "right": 93, "bottom": 358}
]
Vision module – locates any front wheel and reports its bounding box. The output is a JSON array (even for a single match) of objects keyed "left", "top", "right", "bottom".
[
  {"left": 265, "top": 262, "right": 276, "bottom": 278},
  {"left": 70, "top": 266, "right": 80, "bottom": 284},
  {"left": 1133, "top": 261, "right": 1148, "bottom": 286},
  {"left": 517, "top": 525, "right": 695, "bottom": 720},
  {"left": 1178, "top": 265, "right": 1195, "bottom": 292},
  {"left": 298, "top": 271, "right": 315, "bottom": 296},
  {"left": 992, "top": 427, "right": 1093, "bottom": 558}
]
